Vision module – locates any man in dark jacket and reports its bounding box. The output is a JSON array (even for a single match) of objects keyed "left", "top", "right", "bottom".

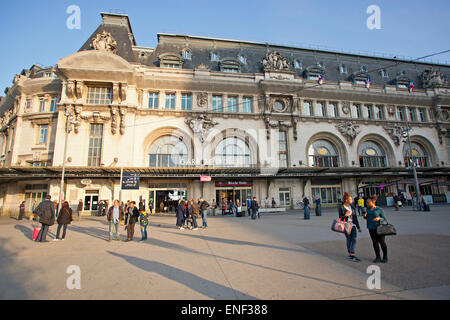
[
  {"left": 125, "top": 201, "right": 140, "bottom": 241},
  {"left": 107, "top": 200, "right": 125, "bottom": 241},
  {"left": 199, "top": 198, "right": 209, "bottom": 228},
  {"left": 251, "top": 197, "right": 260, "bottom": 219},
  {"left": 34, "top": 195, "right": 56, "bottom": 242}
]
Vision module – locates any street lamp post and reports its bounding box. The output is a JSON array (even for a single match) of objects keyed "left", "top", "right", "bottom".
[
  {"left": 402, "top": 121, "right": 421, "bottom": 211},
  {"left": 58, "top": 111, "right": 77, "bottom": 213}
]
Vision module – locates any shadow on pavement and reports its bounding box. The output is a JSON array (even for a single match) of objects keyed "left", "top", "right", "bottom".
[
  {"left": 107, "top": 251, "right": 257, "bottom": 300},
  {"left": 70, "top": 225, "right": 110, "bottom": 241}
]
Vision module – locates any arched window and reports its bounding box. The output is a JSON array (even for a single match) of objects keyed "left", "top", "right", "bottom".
[
  {"left": 308, "top": 140, "right": 340, "bottom": 167},
  {"left": 149, "top": 136, "right": 188, "bottom": 167},
  {"left": 214, "top": 137, "right": 252, "bottom": 167},
  {"left": 359, "top": 141, "right": 387, "bottom": 167},
  {"left": 404, "top": 143, "right": 429, "bottom": 168}
]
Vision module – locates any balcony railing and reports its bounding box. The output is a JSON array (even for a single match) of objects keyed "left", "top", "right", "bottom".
[
  {"left": 310, "top": 155, "right": 340, "bottom": 168},
  {"left": 359, "top": 156, "right": 387, "bottom": 168},
  {"left": 404, "top": 156, "right": 429, "bottom": 168}
]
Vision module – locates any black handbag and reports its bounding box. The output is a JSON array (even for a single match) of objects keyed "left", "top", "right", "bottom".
[{"left": 376, "top": 221, "right": 397, "bottom": 236}]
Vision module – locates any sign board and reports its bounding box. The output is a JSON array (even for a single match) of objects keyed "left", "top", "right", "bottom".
[
  {"left": 121, "top": 172, "right": 140, "bottom": 190},
  {"left": 200, "top": 175, "right": 212, "bottom": 182}
]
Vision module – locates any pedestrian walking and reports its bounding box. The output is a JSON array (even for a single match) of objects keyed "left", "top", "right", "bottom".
[
  {"left": 339, "top": 192, "right": 362, "bottom": 262},
  {"left": 191, "top": 199, "right": 199, "bottom": 230},
  {"left": 393, "top": 194, "right": 400, "bottom": 211},
  {"left": 29, "top": 200, "right": 37, "bottom": 221},
  {"left": 228, "top": 200, "right": 234, "bottom": 216},
  {"left": 364, "top": 195, "right": 388, "bottom": 263},
  {"left": 148, "top": 199, "right": 153, "bottom": 215},
  {"left": 199, "top": 198, "right": 209, "bottom": 228},
  {"left": 357, "top": 196, "right": 365, "bottom": 216},
  {"left": 139, "top": 199, "right": 145, "bottom": 212},
  {"left": 272, "top": 197, "right": 276, "bottom": 208},
  {"left": 125, "top": 201, "right": 139, "bottom": 241},
  {"left": 251, "top": 197, "right": 259, "bottom": 219},
  {"left": 315, "top": 195, "right": 322, "bottom": 216},
  {"left": 246, "top": 197, "right": 252, "bottom": 216},
  {"left": 176, "top": 200, "right": 186, "bottom": 230},
  {"left": 235, "top": 199, "right": 242, "bottom": 217},
  {"left": 139, "top": 209, "right": 149, "bottom": 241},
  {"left": 77, "top": 199, "right": 83, "bottom": 219},
  {"left": 34, "top": 195, "right": 56, "bottom": 242},
  {"left": 54, "top": 201, "right": 73, "bottom": 241},
  {"left": 18, "top": 201, "right": 25, "bottom": 220},
  {"left": 303, "top": 195, "right": 310, "bottom": 220},
  {"left": 107, "top": 200, "right": 124, "bottom": 242}
]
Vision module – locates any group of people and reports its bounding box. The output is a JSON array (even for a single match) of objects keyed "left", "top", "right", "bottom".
[
  {"left": 107, "top": 199, "right": 150, "bottom": 242},
  {"left": 339, "top": 192, "right": 389, "bottom": 263},
  {"left": 301, "top": 195, "right": 322, "bottom": 219},
  {"left": 175, "top": 198, "right": 209, "bottom": 230},
  {"left": 31, "top": 195, "right": 73, "bottom": 242},
  {"left": 218, "top": 197, "right": 260, "bottom": 219}
]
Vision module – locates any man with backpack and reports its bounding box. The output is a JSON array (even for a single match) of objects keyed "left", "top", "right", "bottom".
[
  {"left": 199, "top": 198, "right": 210, "bottom": 229},
  {"left": 251, "top": 197, "right": 260, "bottom": 219},
  {"left": 246, "top": 197, "right": 252, "bottom": 217},
  {"left": 34, "top": 195, "right": 56, "bottom": 242}
]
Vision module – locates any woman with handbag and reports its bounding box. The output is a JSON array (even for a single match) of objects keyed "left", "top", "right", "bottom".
[
  {"left": 338, "top": 192, "right": 362, "bottom": 262},
  {"left": 364, "top": 195, "right": 388, "bottom": 263},
  {"left": 54, "top": 201, "right": 73, "bottom": 241}
]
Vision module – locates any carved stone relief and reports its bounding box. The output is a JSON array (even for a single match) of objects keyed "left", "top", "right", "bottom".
[
  {"left": 336, "top": 121, "right": 360, "bottom": 145},
  {"left": 185, "top": 114, "right": 218, "bottom": 143},
  {"left": 91, "top": 31, "right": 118, "bottom": 54},
  {"left": 262, "top": 51, "right": 292, "bottom": 72},
  {"left": 383, "top": 124, "right": 407, "bottom": 146},
  {"left": 196, "top": 92, "right": 208, "bottom": 108}
]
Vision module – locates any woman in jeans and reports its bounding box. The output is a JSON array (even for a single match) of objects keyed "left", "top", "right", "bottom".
[
  {"left": 338, "top": 192, "right": 362, "bottom": 262},
  {"left": 364, "top": 195, "right": 388, "bottom": 263},
  {"left": 55, "top": 201, "right": 73, "bottom": 241}
]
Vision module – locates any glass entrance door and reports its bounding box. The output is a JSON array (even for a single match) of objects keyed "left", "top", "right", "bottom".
[{"left": 84, "top": 191, "right": 99, "bottom": 211}]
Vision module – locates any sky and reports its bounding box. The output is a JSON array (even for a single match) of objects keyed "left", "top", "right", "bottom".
[{"left": 0, "top": 0, "right": 449, "bottom": 92}]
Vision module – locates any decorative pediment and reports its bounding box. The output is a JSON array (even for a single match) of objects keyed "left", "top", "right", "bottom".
[
  {"left": 185, "top": 114, "right": 218, "bottom": 143},
  {"left": 304, "top": 65, "right": 325, "bottom": 79},
  {"left": 336, "top": 121, "right": 360, "bottom": 145},
  {"left": 219, "top": 58, "right": 241, "bottom": 72},
  {"left": 422, "top": 70, "right": 447, "bottom": 88},
  {"left": 158, "top": 53, "right": 184, "bottom": 67},
  {"left": 262, "top": 51, "right": 292, "bottom": 72},
  {"left": 91, "top": 31, "right": 118, "bottom": 54},
  {"left": 383, "top": 124, "right": 407, "bottom": 146},
  {"left": 391, "top": 74, "right": 411, "bottom": 87}
]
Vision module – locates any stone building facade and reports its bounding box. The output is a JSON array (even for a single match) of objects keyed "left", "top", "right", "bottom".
[{"left": 0, "top": 13, "right": 449, "bottom": 215}]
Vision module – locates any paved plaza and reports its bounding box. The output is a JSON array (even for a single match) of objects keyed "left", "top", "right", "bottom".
[{"left": 0, "top": 205, "right": 449, "bottom": 300}]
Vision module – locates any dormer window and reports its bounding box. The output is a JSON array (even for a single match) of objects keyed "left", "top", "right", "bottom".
[
  {"left": 393, "top": 74, "right": 412, "bottom": 88},
  {"left": 317, "top": 61, "right": 324, "bottom": 68},
  {"left": 339, "top": 64, "right": 347, "bottom": 74},
  {"left": 304, "top": 65, "right": 325, "bottom": 80},
  {"left": 210, "top": 52, "right": 219, "bottom": 62},
  {"left": 182, "top": 49, "right": 191, "bottom": 60},
  {"left": 158, "top": 53, "right": 184, "bottom": 69},
  {"left": 220, "top": 58, "right": 241, "bottom": 73},
  {"left": 360, "top": 65, "right": 368, "bottom": 72}
]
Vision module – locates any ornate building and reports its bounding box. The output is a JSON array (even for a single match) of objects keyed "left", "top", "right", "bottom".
[{"left": 0, "top": 12, "right": 449, "bottom": 214}]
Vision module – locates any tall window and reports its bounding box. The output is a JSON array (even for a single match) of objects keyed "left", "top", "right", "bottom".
[
  {"left": 359, "top": 141, "right": 387, "bottom": 168},
  {"left": 243, "top": 97, "right": 252, "bottom": 113},
  {"left": 26, "top": 99, "right": 31, "bottom": 111},
  {"left": 316, "top": 101, "right": 326, "bottom": 117},
  {"left": 397, "top": 107, "right": 405, "bottom": 121},
  {"left": 212, "top": 95, "right": 222, "bottom": 112},
  {"left": 148, "top": 92, "right": 159, "bottom": 109},
  {"left": 40, "top": 99, "right": 46, "bottom": 112},
  {"left": 38, "top": 125, "right": 48, "bottom": 144},
  {"left": 353, "top": 104, "right": 361, "bottom": 118},
  {"left": 375, "top": 105, "right": 385, "bottom": 120},
  {"left": 181, "top": 93, "right": 192, "bottom": 110},
  {"left": 328, "top": 102, "right": 338, "bottom": 117},
  {"left": 408, "top": 107, "right": 417, "bottom": 121},
  {"left": 227, "top": 96, "right": 237, "bottom": 113},
  {"left": 165, "top": 93, "right": 176, "bottom": 110},
  {"left": 418, "top": 108, "right": 427, "bottom": 122},
  {"left": 278, "top": 131, "right": 288, "bottom": 167},
  {"left": 50, "top": 97, "right": 58, "bottom": 112},
  {"left": 88, "top": 124, "right": 103, "bottom": 167},
  {"left": 86, "top": 87, "right": 113, "bottom": 105},
  {"left": 215, "top": 137, "right": 252, "bottom": 167},
  {"left": 304, "top": 101, "right": 312, "bottom": 116},
  {"left": 366, "top": 105, "right": 373, "bottom": 119},
  {"left": 162, "top": 63, "right": 181, "bottom": 69},
  {"left": 149, "top": 136, "right": 188, "bottom": 167}
]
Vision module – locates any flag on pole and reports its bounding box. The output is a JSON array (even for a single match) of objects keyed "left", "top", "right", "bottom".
[
  {"left": 409, "top": 80, "right": 414, "bottom": 93},
  {"left": 365, "top": 76, "right": 371, "bottom": 89},
  {"left": 318, "top": 73, "right": 324, "bottom": 85}
]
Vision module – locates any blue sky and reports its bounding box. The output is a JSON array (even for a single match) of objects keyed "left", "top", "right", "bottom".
[{"left": 1, "top": 0, "right": 449, "bottom": 92}]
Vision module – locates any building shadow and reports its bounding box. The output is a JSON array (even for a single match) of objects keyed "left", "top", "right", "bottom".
[
  {"left": 107, "top": 251, "right": 257, "bottom": 300},
  {"left": 69, "top": 225, "right": 111, "bottom": 241}
]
